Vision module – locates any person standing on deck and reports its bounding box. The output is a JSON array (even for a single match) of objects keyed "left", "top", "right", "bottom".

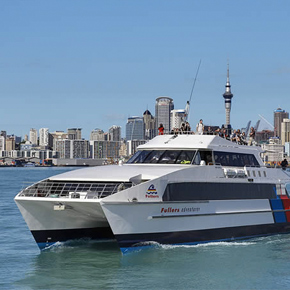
[{"left": 196, "top": 119, "right": 204, "bottom": 135}]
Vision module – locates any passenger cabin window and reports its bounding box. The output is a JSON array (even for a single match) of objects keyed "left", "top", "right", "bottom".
[
  {"left": 214, "top": 151, "right": 259, "bottom": 167},
  {"left": 127, "top": 150, "right": 198, "bottom": 164}
]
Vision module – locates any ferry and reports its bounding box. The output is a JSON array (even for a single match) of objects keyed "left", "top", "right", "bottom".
[{"left": 15, "top": 134, "right": 290, "bottom": 251}]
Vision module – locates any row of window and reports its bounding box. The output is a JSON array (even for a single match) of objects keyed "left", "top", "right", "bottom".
[{"left": 127, "top": 150, "right": 260, "bottom": 167}]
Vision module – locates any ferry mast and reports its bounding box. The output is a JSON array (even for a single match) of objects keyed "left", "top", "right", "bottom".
[{"left": 223, "top": 63, "right": 233, "bottom": 133}]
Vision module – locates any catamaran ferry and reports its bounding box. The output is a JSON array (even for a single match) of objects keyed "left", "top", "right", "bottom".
[{"left": 15, "top": 134, "right": 290, "bottom": 251}]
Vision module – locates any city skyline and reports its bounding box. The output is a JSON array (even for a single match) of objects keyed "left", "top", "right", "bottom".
[{"left": 1, "top": 1, "right": 290, "bottom": 139}]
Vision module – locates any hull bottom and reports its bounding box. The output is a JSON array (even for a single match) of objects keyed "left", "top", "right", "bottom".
[
  {"left": 117, "top": 223, "right": 290, "bottom": 253},
  {"left": 32, "top": 226, "right": 115, "bottom": 249}
]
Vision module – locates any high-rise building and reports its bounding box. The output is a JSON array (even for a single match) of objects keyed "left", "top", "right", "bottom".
[
  {"left": 39, "top": 128, "right": 49, "bottom": 147},
  {"left": 70, "top": 140, "right": 89, "bottom": 158},
  {"left": 29, "top": 128, "right": 38, "bottom": 145},
  {"left": 281, "top": 118, "right": 290, "bottom": 145},
  {"left": 143, "top": 110, "right": 155, "bottom": 140},
  {"left": 90, "top": 140, "right": 120, "bottom": 159},
  {"left": 54, "top": 139, "right": 71, "bottom": 159},
  {"left": 274, "top": 108, "right": 289, "bottom": 138},
  {"left": 126, "top": 140, "right": 147, "bottom": 156},
  {"left": 67, "top": 128, "right": 82, "bottom": 140},
  {"left": 126, "top": 116, "right": 144, "bottom": 140},
  {"left": 90, "top": 129, "right": 105, "bottom": 141},
  {"left": 170, "top": 109, "right": 186, "bottom": 131},
  {"left": 155, "top": 97, "right": 174, "bottom": 134},
  {"left": 0, "top": 136, "right": 5, "bottom": 151},
  {"left": 54, "top": 139, "right": 89, "bottom": 159},
  {"left": 222, "top": 64, "right": 234, "bottom": 134},
  {"left": 109, "top": 125, "right": 121, "bottom": 141}
]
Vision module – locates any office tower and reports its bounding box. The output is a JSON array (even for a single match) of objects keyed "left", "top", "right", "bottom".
[
  {"left": 170, "top": 109, "right": 186, "bottom": 131},
  {"left": 126, "top": 116, "right": 144, "bottom": 140},
  {"left": 39, "top": 128, "right": 49, "bottom": 147},
  {"left": 29, "top": 128, "right": 38, "bottom": 145},
  {"left": 222, "top": 64, "right": 233, "bottom": 133},
  {"left": 274, "top": 108, "right": 289, "bottom": 138},
  {"left": 281, "top": 119, "right": 290, "bottom": 145},
  {"left": 67, "top": 128, "right": 82, "bottom": 140},
  {"left": 90, "top": 129, "right": 105, "bottom": 141},
  {"left": 143, "top": 110, "right": 155, "bottom": 140},
  {"left": 155, "top": 97, "right": 174, "bottom": 134},
  {"left": 109, "top": 125, "right": 121, "bottom": 141}
]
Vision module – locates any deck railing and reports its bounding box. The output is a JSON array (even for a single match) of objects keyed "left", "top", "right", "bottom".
[{"left": 19, "top": 180, "right": 133, "bottom": 199}]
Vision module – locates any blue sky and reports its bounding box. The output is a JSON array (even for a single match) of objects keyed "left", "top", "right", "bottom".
[{"left": 1, "top": 0, "right": 289, "bottom": 139}]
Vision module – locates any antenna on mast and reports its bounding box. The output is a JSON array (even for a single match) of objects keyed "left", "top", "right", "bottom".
[{"left": 185, "top": 59, "right": 201, "bottom": 122}]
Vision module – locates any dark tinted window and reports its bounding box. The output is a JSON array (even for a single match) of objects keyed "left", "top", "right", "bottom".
[
  {"left": 163, "top": 182, "right": 275, "bottom": 201},
  {"left": 214, "top": 151, "right": 259, "bottom": 167},
  {"left": 127, "top": 150, "right": 151, "bottom": 163},
  {"left": 127, "top": 150, "right": 197, "bottom": 164}
]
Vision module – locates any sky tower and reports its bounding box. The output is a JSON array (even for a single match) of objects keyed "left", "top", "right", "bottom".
[{"left": 223, "top": 63, "right": 233, "bottom": 133}]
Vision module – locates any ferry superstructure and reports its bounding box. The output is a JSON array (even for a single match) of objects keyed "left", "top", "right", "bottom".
[{"left": 15, "top": 134, "right": 290, "bottom": 251}]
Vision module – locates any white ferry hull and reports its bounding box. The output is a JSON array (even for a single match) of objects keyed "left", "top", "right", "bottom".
[
  {"left": 101, "top": 199, "right": 290, "bottom": 252},
  {"left": 15, "top": 197, "right": 114, "bottom": 249}
]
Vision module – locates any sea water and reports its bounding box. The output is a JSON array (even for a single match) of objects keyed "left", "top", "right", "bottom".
[{"left": 1, "top": 167, "right": 290, "bottom": 290}]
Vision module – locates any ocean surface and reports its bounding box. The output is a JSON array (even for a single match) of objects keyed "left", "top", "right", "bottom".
[{"left": 2, "top": 167, "right": 290, "bottom": 290}]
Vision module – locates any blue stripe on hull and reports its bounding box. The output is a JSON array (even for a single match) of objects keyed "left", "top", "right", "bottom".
[
  {"left": 31, "top": 227, "right": 115, "bottom": 250},
  {"left": 117, "top": 223, "right": 290, "bottom": 252}
]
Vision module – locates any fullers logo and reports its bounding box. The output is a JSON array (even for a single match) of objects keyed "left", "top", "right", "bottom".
[{"left": 146, "top": 184, "right": 159, "bottom": 198}]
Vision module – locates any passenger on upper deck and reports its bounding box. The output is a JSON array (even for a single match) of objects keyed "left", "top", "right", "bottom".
[
  {"left": 158, "top": 124, "right": 164, "bottom": 135},
  {"left": 196, "top": 119, "right": 204, "bottom": 135},
  {"left": 248, "top": 127, "right": 255, "bottom": 146}
]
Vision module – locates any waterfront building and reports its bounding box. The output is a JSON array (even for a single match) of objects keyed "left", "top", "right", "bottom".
[
  {"left": 126, "top": 116, "right": 144, "bottom": 141},
  {"left": 155, "top": 96, "right": 174, "bottom": 134},
  {"left": 143, "top": 110, "right": 155, "bottom": 140},
  {"left": 281, "top": 118, "right": 290, "bottom": 145},
  {"left": 67, "top": 128, "right": 82, "bottom": 140},
  {"left": 39, "top": 128, "right": 49, "bottom": 147},
  {"left": 54, "top": 139, "right": 89, "bottom": 159},
  {"left": 274, "top": 108, "right": 289, "bottom": 138},
  {"left": 6, "top": 136, "right": 15, "bottom": 151},
  {"left": 24, "top": 134, "right": 28, "bottom": 142},
  {"left": 20, "top": 141, "right": 35, "bottom": 151},
  {"left": 90, "top": 140, "right": 120, "bottom": 159},
  {"left": 54, "top": 139, "right": 71, "bottom": 159},
  {"left": 0, "top": 135, "right": 5, "bottom": 151},
  {"left": 109, "top": 125, "right": 121, "bottom": 141},
  {"left": 222, "top": 64, "right": 234, "bottom": 134},
  {"left": 170, "top": 109, "right": 187, "bottom": 131},
  {"left": 29, "top": 128, "right": 38, "bottom": 145},
  {"left": 90, "top": 128, "right": 105, "bottom": 141},
  {"left": 70, "top": 140, "right": 89, "bottom": 159},
  {"left": 126, "top": 139, "right": 147, "bottom": 156}
]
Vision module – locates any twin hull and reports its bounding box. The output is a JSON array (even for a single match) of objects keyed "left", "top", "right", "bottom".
[{"left": 15, "top": 197, "right": 113, "bottom": 249}]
